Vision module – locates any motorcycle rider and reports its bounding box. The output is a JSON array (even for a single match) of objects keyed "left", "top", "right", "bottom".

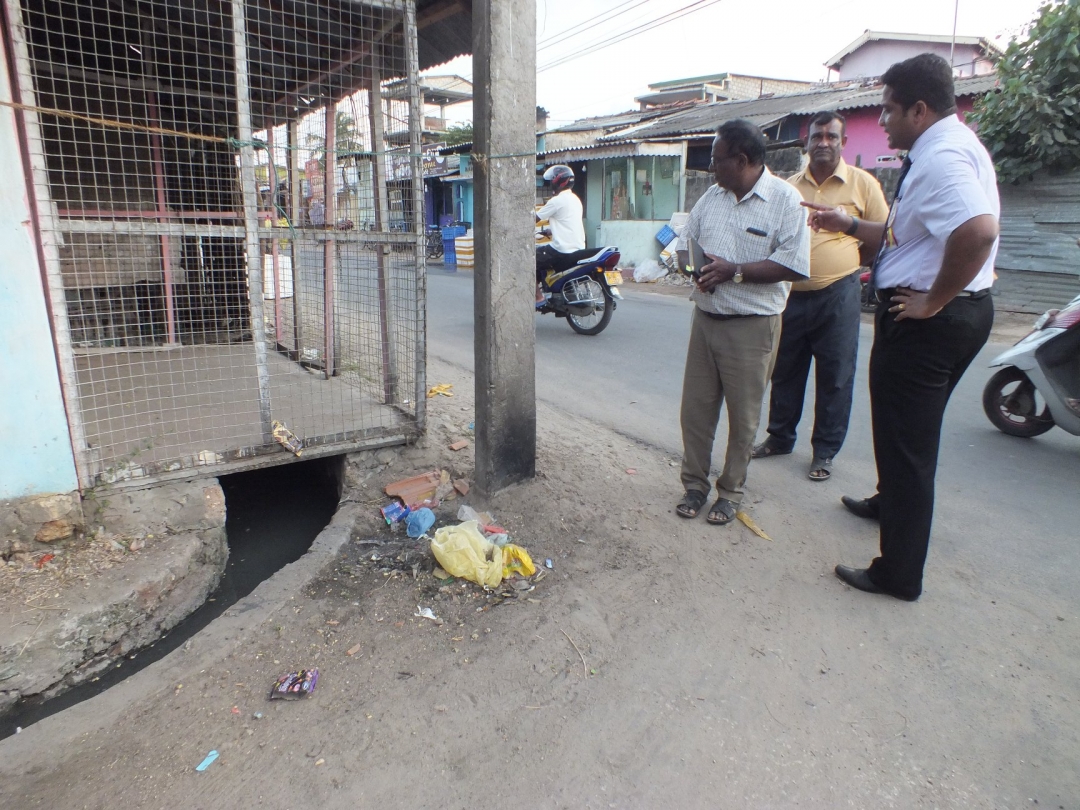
[{"left": 535, "top": 164, "right": 591, "bottom": 305}]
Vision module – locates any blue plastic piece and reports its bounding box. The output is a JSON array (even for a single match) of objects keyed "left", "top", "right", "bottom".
[{"left": 405, "top": 507, "right": 436, "bottom": 538}]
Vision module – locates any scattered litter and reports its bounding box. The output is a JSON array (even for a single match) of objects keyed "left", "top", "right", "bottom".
[
  {"left": 544, "top": 559, "right": 554, "bottom": 570},
  {"left": 346, "top": 643, "right": 362, "bottom": 656},
  {"left": 431, "top": 522, "right": 503, "bottom": 588},
  {"left": 453, "top": 479, "right": 470, "bottom": 496},
  {"left": 195, "top": 750, "right": 219, "bottom": 772},
  {"left": 736, "top": 511, "right": 773, "bottom": 541},
  {"left": 432, "top": 566, "right": 452, "bottom": 581},
  {"left": 503, "top": 544, "right": 536, "bottom": 578},
  {"left": 253, "top": 712, "right": 264, "bottom": 720},
  {"left": 633, "top": 258, "right": 667, "bottom": 283},
  {"left": 271, "top": 420, "right": 304, "bottom": 456},
  {"left": 268, "top": 668, "right": 319, "bottom": 700},
  {"left": 128, "top": 537, "right": 145, "bottom": 552},
  {"left": 230, "top": 706, "right": 240, "bottom": 715},
  {"left": 456, "top": 504, "right": 494, "bottom": 525},
  {"left": 626, "top": 468, "right": 637, "bottom": 475},
  {"left": 467, "top": 422, "right": 474, "bottom": 430},
  {"left": 385, "top": 470, "right": 441, "bottom": 504},
  {"left": 427, "top": 383, "right": 454, "bottom": 398},
  {"left": 414, "top": 605, "right": 444, "bottom": 625},
  {"left": 405, "top": 507, "right": 436, "bottom": 538},
  {"left": 511, "top": 579, "right": 532, "bottom": 591},
  {"left": 314, "top": 758, "right": 325, "bottom": 767},
  {"left": 380, "top": 501, "right": 409, "bottom": 524},
  {"left": 448, "top": 439, "right": 469, "bottom": 451},
  {"left": 35, "top": 553, "right": 55, "bottom": 569}
]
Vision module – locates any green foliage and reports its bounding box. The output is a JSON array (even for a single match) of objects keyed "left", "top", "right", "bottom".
[
  {"left": 305, "top": 111, "right": 365, "bottom": 168},
  {"left": 443, "top": 122, "right": 473, "bottom": 146},
  {"left": 971, "top": 0, "right": 1080, "bottom": 183}
]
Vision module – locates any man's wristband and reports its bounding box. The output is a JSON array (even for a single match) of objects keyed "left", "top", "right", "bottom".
[{"left": 844, "top": 216, "right": 860, "bottom": 236}]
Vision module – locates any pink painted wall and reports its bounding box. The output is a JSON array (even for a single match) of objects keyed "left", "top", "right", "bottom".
[
  {"left": 835, "top": 40, "right": 995, "bottom": 81},
  {"left": 808, "top": 97, "right": 978, "bottom": 170}
]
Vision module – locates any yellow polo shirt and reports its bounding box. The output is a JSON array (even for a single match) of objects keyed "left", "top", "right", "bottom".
[{"left": 788, "top": 159, "right": 889, "bottom": 292}]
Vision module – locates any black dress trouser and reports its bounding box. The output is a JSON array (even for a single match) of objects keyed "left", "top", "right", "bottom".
[
  {"left": 765, "top": 272, "right": 861, "bottom": 458},
  {"left": 865, "top": 291, "right": 994, "bottom": 599}
]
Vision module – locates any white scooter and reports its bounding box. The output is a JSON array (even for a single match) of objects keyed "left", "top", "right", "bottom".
[{"left": 983, "top": 291, "right": 1080, "bottom": 438}]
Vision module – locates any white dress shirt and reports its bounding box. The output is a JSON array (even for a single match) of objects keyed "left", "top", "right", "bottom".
[{"left": 875, "top": 115, "right": 999, "bottom": 292}]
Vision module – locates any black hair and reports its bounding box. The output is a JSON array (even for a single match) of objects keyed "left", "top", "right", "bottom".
[
  {"left": 880, "top": 53, "right": 958, "bottom": 115},
  {"left": 809, "top": 110, "right": 846, "bottom": 135},
  {"left": 715, "top": 119, "right": 767, "bottom": 165}
]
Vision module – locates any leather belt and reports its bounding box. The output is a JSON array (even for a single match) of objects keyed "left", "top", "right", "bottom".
[{"left": 875, "top": 287, "right": 990, "bottom": 303}]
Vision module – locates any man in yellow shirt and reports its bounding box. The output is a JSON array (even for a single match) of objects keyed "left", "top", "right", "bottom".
[{"left": 752, "top": 111, "right": 888, "bottom": 480}]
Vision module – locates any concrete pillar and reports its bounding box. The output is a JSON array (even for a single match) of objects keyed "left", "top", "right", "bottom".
[{"left": 472, "top": 0, "right": 537, "bottom": 495}]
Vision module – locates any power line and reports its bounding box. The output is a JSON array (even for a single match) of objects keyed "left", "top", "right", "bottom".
[
  {"left": 537, "top": 0, "right": 655, "bottom": 50},
  {"left": 538, "top": 0, "right": 726, "bottom": 74}
]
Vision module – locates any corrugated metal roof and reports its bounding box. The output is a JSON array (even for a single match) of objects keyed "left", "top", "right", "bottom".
[
  {"left": 600, "top": 87, "right": 869, "bottom": 140},
  {"left": 598, "top": 75, "right": 999, "bottom": 141},
  {"left": 545, "top": 105, "right": 691, "bottom": 134},
  {"left": 538, "top": 139, "right": 684, "bottom": 162}
]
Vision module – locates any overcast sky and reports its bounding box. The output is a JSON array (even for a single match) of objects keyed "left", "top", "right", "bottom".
[{"left": 429, "top": 0, "right": 1045, "bottom": 127}]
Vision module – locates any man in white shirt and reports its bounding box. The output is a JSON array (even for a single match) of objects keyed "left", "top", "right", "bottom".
[
  {"left": 673, "top": 119, "right": 810, "bottom": 526},
  {"left": 535, "top": 165, "right": 589, "bottom": 304},
  {"left": 803, "top": 54, "right": 998, "bottom": 601}
]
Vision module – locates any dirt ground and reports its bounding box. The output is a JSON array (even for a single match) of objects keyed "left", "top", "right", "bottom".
[{"left": 1, "top": 355, "right": 1077, "bottom": 809}]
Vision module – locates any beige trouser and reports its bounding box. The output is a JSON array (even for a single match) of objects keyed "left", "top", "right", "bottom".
[{"left": 680, "top": 308, "right": 781, "bottom": 504}]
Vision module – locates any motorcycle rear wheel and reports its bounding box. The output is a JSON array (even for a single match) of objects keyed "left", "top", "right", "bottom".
[
  {"left": 982, "top": 366, "right": 1055, "bottom": 437},
  {"left": 566, "top": 283, "right": 614, "bottom": 336}
]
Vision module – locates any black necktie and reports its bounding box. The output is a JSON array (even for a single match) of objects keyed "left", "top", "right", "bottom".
[{"left": 869, "top": 156, "right": 912, "bottom": 293}]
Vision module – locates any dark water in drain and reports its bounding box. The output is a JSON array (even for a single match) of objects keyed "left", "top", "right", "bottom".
[{"left": 0, "top": 456, "right": 342, "bottom": 740}]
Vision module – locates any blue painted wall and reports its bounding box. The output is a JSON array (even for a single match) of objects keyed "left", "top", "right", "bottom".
[{"left": 0, "top": 47, "right": 79, "bottom": 498}]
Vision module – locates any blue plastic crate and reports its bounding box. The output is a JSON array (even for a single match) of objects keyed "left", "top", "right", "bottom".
[
  {"left": 655, "top": 224, "right": 676, "bottom": 246},
  {"left": 441, "top": 225, "right": 467, "bottom": 240}
]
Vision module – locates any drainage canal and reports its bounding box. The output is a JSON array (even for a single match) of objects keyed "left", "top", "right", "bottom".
[{"left": 0, "top": 455, "right": 343, "bottom": 740}]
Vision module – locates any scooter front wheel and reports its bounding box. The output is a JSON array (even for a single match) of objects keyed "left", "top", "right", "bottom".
[{"left": 982, "top": 366, "right": 1055, "bottom": 437}]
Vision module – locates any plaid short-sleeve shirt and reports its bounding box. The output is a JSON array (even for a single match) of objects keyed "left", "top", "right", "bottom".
[{"left": 679, "top": 167, "right": 811, "bottom": 316}]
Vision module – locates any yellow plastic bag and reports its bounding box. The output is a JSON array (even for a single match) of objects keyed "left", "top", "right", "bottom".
[
  {"left": 430, "top": 521, "right": 503, "bottom": 588},
  {"left": 502, "top": 544, "right": 536, "bottom": 579}
]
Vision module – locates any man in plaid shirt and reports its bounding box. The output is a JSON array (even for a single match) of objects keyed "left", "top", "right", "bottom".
[{"left": 675, "top": 119, "right": 810, "bottom": 525}]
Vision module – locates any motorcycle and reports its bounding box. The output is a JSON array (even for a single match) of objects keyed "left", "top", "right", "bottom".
[
  {"left": 982, "top": 291, "right": 1080, "bottom": 438},
  {"left": 858, "top": 269, "right": 876, "bottom": 312},
  {"left": 536, "top": 246, "right": 623, "bottom": 336}
]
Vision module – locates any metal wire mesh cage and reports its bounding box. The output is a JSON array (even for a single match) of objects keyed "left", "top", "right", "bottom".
[{"left": 2, "top": 0, "right": 469, "bottom": 488}]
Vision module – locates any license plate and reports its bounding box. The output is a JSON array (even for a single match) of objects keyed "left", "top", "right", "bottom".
[{"left": 604, "top": 270, "right": 623, "bottom": 285}]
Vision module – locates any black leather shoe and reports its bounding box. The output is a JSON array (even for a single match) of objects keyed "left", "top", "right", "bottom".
[
  {"left": 841, "top": 495, "right": 879, "bottom": 520},
  {"left": 834, "top": 565, "right": 919, "bottom": 601}
]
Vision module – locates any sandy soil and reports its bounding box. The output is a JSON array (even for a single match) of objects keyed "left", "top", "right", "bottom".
[{"left": 1, "top": 357, "right": 1077, "bottom": 809}]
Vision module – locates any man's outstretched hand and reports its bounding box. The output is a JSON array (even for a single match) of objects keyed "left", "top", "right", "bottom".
[{"left": 800, "top": 200, "right": 850, "bottom": 233}]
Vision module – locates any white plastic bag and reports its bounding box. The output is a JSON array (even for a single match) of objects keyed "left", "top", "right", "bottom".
[{"left": 633, "top": 259, "right": 667, "bottom": 283}]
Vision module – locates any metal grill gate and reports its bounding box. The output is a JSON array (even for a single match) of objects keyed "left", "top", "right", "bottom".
[{"left": 4, "top": 0, "right": 442, "bottom": 488}]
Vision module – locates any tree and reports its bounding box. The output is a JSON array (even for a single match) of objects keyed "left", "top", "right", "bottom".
[
  {"left": 305, "top": 110, "right": 366, "bottom": 169},
  {"left": 971, "top": 0, "right": 1080, "bottom": 183},
  {"left": 444, "top": 122, "right": 473, "bottom": 146}
]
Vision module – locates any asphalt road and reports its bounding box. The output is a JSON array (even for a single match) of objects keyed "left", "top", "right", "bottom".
[{"left": 427, "top": 268, "right": 1080, "bottom": 601}]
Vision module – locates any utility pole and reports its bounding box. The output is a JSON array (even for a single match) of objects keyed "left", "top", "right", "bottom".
[{"left": 472, "top": 0, "right": 537, "bottom": 495}]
